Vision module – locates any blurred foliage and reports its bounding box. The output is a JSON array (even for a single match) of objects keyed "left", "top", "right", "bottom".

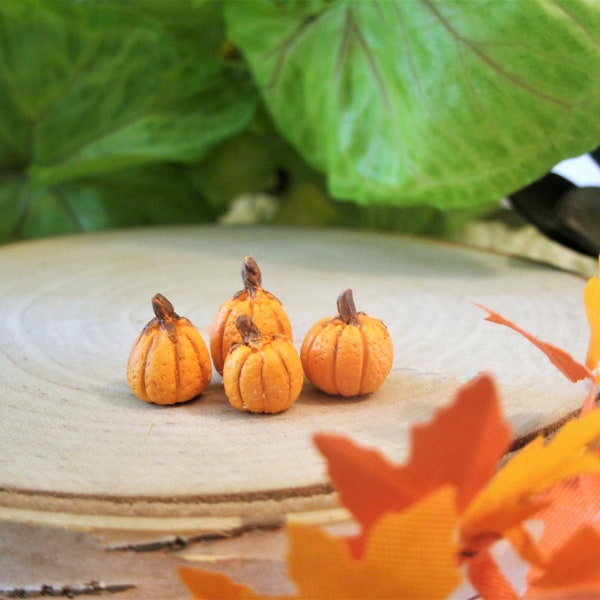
[{"left": 0, "top": 0, "right": 598, "bottom": 244}]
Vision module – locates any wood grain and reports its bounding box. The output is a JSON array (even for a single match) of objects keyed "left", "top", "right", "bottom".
[{"left": 0, "top": 225, "right": 591, "bottom": 535}]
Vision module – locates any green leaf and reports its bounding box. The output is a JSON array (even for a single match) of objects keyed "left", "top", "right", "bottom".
[
  {"left": 0, "top": 0, "right": 259, "bottom": 242},
  {"left": 118, "top": 0, "right": 227, "bottom": 60},
  {"left": 29, "top": 67, "right": 257, "bottom": 186},
  {"left": 225, "top": 0, "right": 600, "bottom": 210},
  {"left": 0, "top": 175, "right": 33, "bottom": 240},
  {"left": 0, "top": 0, "right": 257, "bottom": 186},
  {"left": 1, "top": 165, "right": 213, "bottom": 243},
  {"left": 62, "top": 165, "right": 215, "bottom": 230},
  {"left": 273, "top": 182, "right": 344, "bottom": 227},
  {"left": 188, "top": 107, "right": 328, "bottom": 215},
  {"left": 188, "top": 130, "right": 283, "bottom": 216}
]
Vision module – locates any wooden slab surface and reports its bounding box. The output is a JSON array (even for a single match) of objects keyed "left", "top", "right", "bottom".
[{"left": 0, "top": 225, "right": 591, "bottom": 535}]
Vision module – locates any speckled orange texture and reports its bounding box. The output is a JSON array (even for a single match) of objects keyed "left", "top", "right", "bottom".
[
  {"left": 127, "top": 294, "right": 212, "bottom": 405},
  {"left": 223, "top": 317, "right": 302, "bottom": 414},
  {"left": 301, "top": 290, "right": 393, "bottom": 397},
  {"left": 210, "top": 256, "right": 292, "bottom": 375}
]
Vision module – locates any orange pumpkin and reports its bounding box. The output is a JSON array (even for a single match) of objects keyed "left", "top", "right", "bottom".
[
  {"left": 210, "top": 256, "right": 292, "bottom": 375},
  {"left": 223, "top": 315, "right": 303, "bottom": 414},
  {"left": 300, "top": 288, "right": 393, "bottom": 397},
  {"left": 127, "top": 293, "right": 212, "bottom": 405}
]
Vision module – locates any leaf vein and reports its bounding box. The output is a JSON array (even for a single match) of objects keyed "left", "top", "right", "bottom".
[{"left": 423, "top": 0, "right": 572, "bottom": 110}]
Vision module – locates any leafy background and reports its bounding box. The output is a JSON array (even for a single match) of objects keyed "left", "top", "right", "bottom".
[{"left": 1, "top": 0, "right": 599, "bottom": 246}]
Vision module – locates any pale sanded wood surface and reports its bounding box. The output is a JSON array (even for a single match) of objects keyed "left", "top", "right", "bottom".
[{"left": 0, "top": 225, "right": 592, "bottom": 536}]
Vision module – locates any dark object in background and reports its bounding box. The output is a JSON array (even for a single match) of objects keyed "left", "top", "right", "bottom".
[{"left": 509, "top": 148, "right": 600, "bottom": 257}]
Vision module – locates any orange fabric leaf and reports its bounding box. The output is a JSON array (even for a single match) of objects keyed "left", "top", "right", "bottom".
[
  {"left": 525, "top": 526, "right": 600, "bottom": 598},
  {"left": 404, "top": 374, "right": 510, "bottom": 513},
  {"left": 527, "top": 471, "right": 600, "bottom": 585},
  {"left": 525, "top": 584, "right": 600, "bottom": 600},
  {"left": 466, "top": 547, "right": 519, "bottom": 600},
  {"left": 465, "top": 524, "right": 545, "bottom": 599},
  {"left": 286, "top": 486, "right": 461, "bottom": 599},
  {"left": 314, "top": 374, "right": 509, "bottom": 550},
  {"left": 584, "top": 263, "right": 600, "bottom": 381},
  {"left": 178, "top": 567, "right": 264, "bottom": 600},
  {"left": 504, "top": 524, "right": 545, "bottom": 568},
  {"left": 580, "top": 381, "right": 598, "bottom": 416},
  {"left": 461, "top": 407, "right": 600, "bottom": 544},
  {"left": 475, "top": 303, "right": 594, "bottom": 383},
  {"left": 179, "top": 488, "right": 461, "bottom": 600},
  {"left": 311, "top": 434, "right": 420, "bottom": 540}
]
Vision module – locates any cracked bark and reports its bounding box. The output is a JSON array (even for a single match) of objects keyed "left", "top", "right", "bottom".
[
  {"left": 0, "top": 520, "right": 295, "bottom": 599},
  {"left": 0, "top": 581, "right": 134, "bottom": 598}
]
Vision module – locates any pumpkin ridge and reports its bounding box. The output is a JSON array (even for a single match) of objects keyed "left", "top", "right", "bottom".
[
  {"left": 224, "top": 344, "right": 249, "bottom": 410},
  {"left": 358, "top": 318, "right": 369, "bottom": 394},
  {"left": 303, "top": 325, "right": 319, "bottom": 358},
  {"left": 235, "top": 360, "right": 243, "bottom": 409},
  {"left": 128, "top": 330, "right": 149, "bottom": 399},
  {"left": 184, "top": 328, "right": 210, "bottom": 390},
  {"left": 151, "top": 329, "right": 178, "bottom": 404},
  {"left": 270, "top": 296, "right": 292, "bottom": 340},
  {"left": 260, "top": 349, "right": 271, "bottom": 413},
  {"left": 142, "top": 331, "right": 160, "bottom": 401},
  {"left": 331, "top": 324, "right": 345, "bottom": 396},
  {"left": 218, "top": 306, "right": 234, "bottom": 374},
  {"left": 172, "top": 328, "right": 183, "bottom": 402},
  {"left": 271, "top": 343, "right": 292, "bottom": 405},
  {"left": 238, "top": 345, "right": 264, "bottom": 412},
  {"left": 299, "top": 324, "right": 319, "bottom": 384},
  {"left": 238, "top": 351, "right": 253, "bottom": 410}
]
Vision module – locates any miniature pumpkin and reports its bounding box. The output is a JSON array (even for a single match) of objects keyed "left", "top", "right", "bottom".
[
  {"left": 300, "top": 288, "right": 394, "bottom": 397},
  {"left": 127, "top": 293, "right": 212, "bottom": 405},
  {"left": 210, "top": 256, "right": 293, "bottom": 375},
  {"left": 223, "top": 315, "right": 303, "bottom": 414}
]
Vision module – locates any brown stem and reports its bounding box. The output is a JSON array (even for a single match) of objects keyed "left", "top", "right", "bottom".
[
  {"left": 337, "top": 289, "right": 360, "bottom": 325},
  {"left": 242, "top": 256, "right": 262, "bottom": 291},
  {"left": 152, "top": 293, "right": 176, "bottom": 320},
  {"left": 235, "top": 314, "right": 262, "bottom": 345},
  {"left": 152, "top": 293, "right": 178, "bottom": 341}
]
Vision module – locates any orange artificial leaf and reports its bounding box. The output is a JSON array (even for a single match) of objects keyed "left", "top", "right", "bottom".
[
  {"left": 503, "top": 524, "right": 546, "bottom": 567},
  {"left": 466, "top": 524, "right": 548, "bottom": 600},
  {"left": 580, "top": 381, "right": 598, "bottom": 416},
  {"left": 466, "top": 547, "right": 519, "bottom": 600},
  {"left": 584, "top": 260, "right": 600, "bottom": 381},
  {"left": 314, "top": 374, "right": 509, "bottom": 551},
  {"left": 404, "top": 374, "right": 510, "bottom": 513},
  {"left": 178, "top": 566, "right": 263, "bottom": 600},
  {"left": 461, "top": 406, "right": 600, "bottom": 544},
  {"left": 527, "top": 471, "right": 600, "bottom": 587},
  {"left": 311, "top": 434, "right": 419, "bottom": 541},
  {"left": 475, "top": 303, "right": 594, "bottom": 383},
  {"left": 286, "top": 486, "right": 461, "bottom": 599},
  {"left": 178, "top": 487, "right": 461, "bottom": 600},
  {"left": 464, "top": 523, "right": 546, "bottom": 599},
  {"left": 524, "top": 526, "right": 600, "bottom": 598}
]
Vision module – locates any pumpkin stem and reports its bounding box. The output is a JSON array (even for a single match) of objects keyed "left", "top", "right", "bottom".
[
  {"left": 337, "top": 289, "right": 360, "bottom": 325},
  {"left": 152, "top": 293, "right": 179, "bottom": 341},
  {"left": 242, "top": 256, "right": 262, "bottom": 293},
  {"left": 152, "top": 293, "right": 176, "bottom": 320},
  {"left": 235, "top": 314, "right": 262, "bottom": 345}
]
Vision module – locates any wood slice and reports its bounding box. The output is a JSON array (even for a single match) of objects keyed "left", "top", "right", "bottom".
[{"left": 0, "top": 225, "right": 591, "bottom": 535}]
